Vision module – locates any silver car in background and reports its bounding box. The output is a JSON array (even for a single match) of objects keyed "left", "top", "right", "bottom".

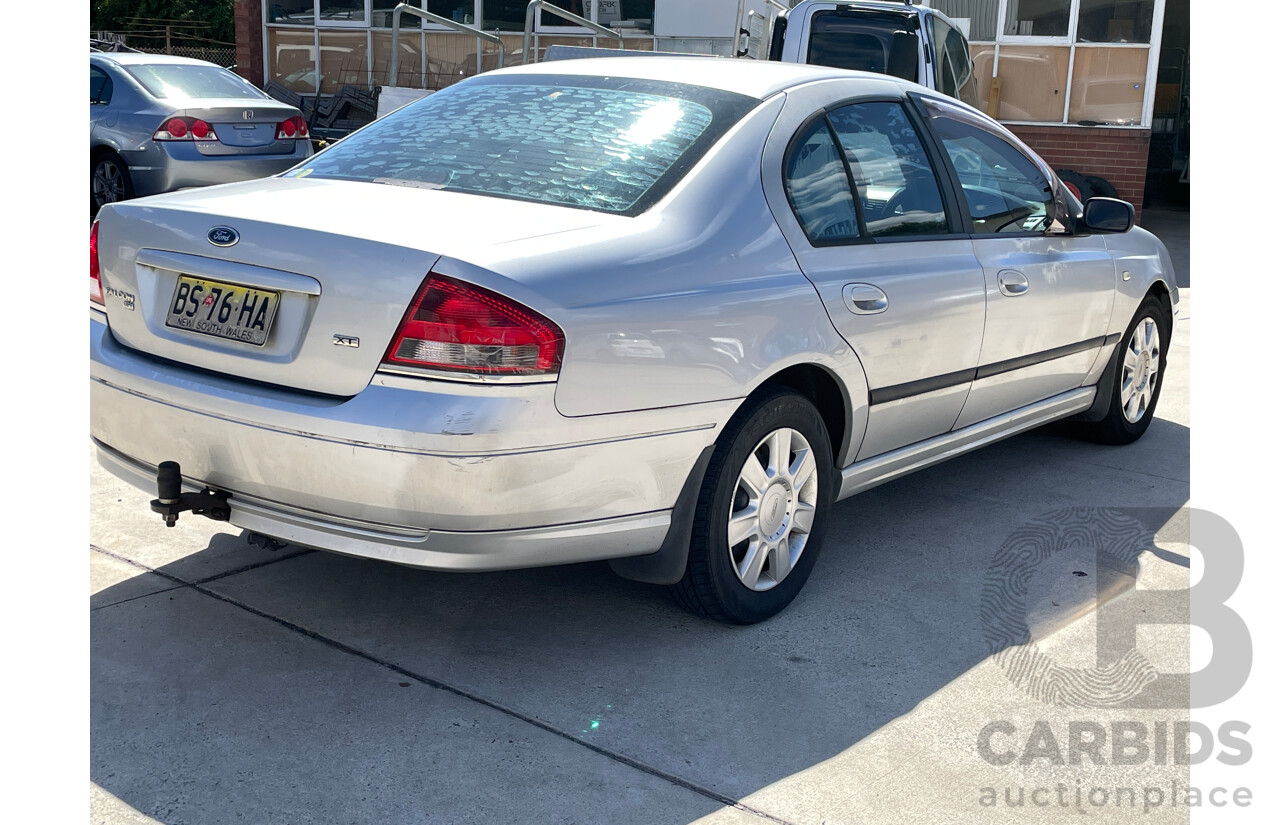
[
  {"left": 90, "top": 53, "right": 312, "bottom": 215},
  {"left": 90, "top": 58, "right": 1177, "bottom": 624}
]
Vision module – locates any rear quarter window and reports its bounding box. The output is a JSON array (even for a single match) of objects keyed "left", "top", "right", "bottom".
[{"left": 288, "top": 76, "right": 758, "bottom": 215}]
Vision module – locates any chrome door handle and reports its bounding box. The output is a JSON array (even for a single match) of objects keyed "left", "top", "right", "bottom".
[
  {"left": 998, "top": 270, "right": 1029, "bottom": 297},
  {"left": 842, "top": 283, "right": 889, "bottom": 315}
]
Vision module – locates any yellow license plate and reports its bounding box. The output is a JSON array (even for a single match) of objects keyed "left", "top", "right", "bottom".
[{"left": 165, "top": 276, "right": 280, "bottom": 347}]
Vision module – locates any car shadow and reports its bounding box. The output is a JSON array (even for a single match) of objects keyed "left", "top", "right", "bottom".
[{"left": 91, "top": 422, "right": 1191, "bottom": 824}]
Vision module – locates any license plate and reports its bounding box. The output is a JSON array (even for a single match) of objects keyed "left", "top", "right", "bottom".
[{"left": 165, "top": 276, "right": 279, "bottom": 346}]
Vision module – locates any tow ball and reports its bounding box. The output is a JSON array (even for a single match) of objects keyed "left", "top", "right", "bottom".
[{"left": 149, "top": 461, "right": 232, "bottom": 527}]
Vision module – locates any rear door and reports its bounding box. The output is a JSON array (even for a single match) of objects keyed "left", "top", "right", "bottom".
[
  {"left": 915, "top": 95, "right": 1116, "bottom": 428},
  {"left": 762, "top": 82, "right": 986, "bottom": 461}
]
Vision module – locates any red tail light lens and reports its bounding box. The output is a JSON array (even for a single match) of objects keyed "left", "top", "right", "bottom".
[
  {"left": 276, "top": 116, "right": 308, "bottom": 140},
  {"left": 383, "top": 274, "right": 564, "bottom": 376},
  {"left": 90, "top": 221, "right": 104, "bottom": 305},
  {"left": 153, "top": 116, "right": 219, "bottom": 141}
]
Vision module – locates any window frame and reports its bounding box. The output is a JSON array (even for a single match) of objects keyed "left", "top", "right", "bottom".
[
  {"left": 910, "top": 92, "right": 1065, "bottom": 239},
  {"left": 781, "top": 94, "right": 969, "bottom": 249}
]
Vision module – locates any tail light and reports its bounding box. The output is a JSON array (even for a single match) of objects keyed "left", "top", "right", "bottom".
[
  {"left": 382, "top": 273, "right": 564, "bottom": 377},
  {"left": 153, "top": 116, "right": 219, "bottom": 142},
  {"left": 276, "top": 116, "right": 309, "bottom": 140},
  {"left": 90, "top": 222, "right": 104, "bottom": 305}
]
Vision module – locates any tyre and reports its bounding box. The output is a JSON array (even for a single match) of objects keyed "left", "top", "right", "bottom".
[
  {"left": 1084, "top": 174, "right": 1119, "bottom": 200},
  {"left": 91, "top": 150, "right": 134, "bottom": 217},
  {"left": 1056, "top": 168, "right": 1094, "bottom": 202},
  {"left": 1080, "top": 296, "right": 1171, "bottom": 445},
  {"left": 671, "top": 389, "right": 833, "bottom": 624}
]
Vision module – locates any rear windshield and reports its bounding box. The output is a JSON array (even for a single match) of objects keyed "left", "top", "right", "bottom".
[
  {"left": 807, "top": 11, "right": 918, "bottom": 74},
  {"left": 125, "top": 64, "right": 269, "bottom": 100},
  {"left": 287, "top": 75, "right": 759, "bottom": 215}
]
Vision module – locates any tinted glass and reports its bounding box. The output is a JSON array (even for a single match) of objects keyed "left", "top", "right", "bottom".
[
  {"left": 827, "top": 102, "right": 948, "bottom": 237},
  {"left": 90, "top": 66, "right": 113, "bottom": 105},
  {"left": 931, "top": 115, "right": 1054, "bottom": 233},
  {"left": 291, "top": 76, "right": 757, "bottom": 215},
  {"left": 784, "top": 119, "right": 860, "bottom": 243},
  {"left": 1003, "top": 0, "right": 1070, "bottom": 37},
  {"left": 125, "top": 65, "right": 270, "bottom": 100},
  {"left": 807, "top": 11, "right": 917, "bottom": 74}
]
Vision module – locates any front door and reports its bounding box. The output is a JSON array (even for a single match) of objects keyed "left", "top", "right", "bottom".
[{"left": 917, "top": 96, "right": 1117, "bottom": 428}]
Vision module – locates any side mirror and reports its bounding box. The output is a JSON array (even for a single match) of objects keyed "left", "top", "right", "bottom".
[{"left": 1082, "top": 197, "right": 1135, "bottom": 233}]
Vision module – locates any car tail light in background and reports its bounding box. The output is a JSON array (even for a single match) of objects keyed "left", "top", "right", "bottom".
[
  {"left": 276, "top": 116, "right": 309, "bottom": 140},
  {"left": 383, "top": 273, "right": 564, "bottom": 376},
  {"left": 153, "top": 117, "right": 219, "bottom": 142},
  {"left": 90, "top": 222, "right": 104, "bottom": 305}
]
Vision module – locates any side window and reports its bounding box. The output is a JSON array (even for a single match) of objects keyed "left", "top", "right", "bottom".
[
  {"left": 930, "top": 113, "right": 1054, "bottom": 234},
  {"left": 91, "top": 67, "right": 113, "bottom": 105},
  {"left": 827, "top": 101, "right": 948, "bottom": 238},
  {"left": 784, "top": 119, "right": 861, "bottom": 244}
]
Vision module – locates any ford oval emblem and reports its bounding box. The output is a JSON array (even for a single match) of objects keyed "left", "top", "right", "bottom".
[{"left": 207, "top": 226, "right": 239, "bottom": 247}]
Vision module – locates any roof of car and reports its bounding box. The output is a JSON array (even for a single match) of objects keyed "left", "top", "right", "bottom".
[
  {"left": 90, "top": 52, "right": 222, "bottom": 68},
  {"left": 485, "top": 56, "right": 914, "bottom": 100}
]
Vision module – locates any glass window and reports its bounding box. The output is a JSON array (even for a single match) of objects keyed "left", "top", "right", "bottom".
[
  {"left": 318, "top": 1, "right": 366, "bottom": 26},
  {"left": 268, "top": 27, "right": 318, "bottom": 93},
  {"left": 930, "top": 0, "right": 998, "bottom": 41},
  {"left": 1076, "top": 0, "right": 1155, "bottom": 43},
  {"left": 991, "top": 45, "right": 1069, "bottom": 121},
  {"left": 784, "top": 119, "right": 861, "bottom": 244},
  {"left": 1002, "top": 0, "right": 1070, "bottom": 38},
  {"left": 929, "top": 109, "right": 1054, "bottom": 233},
  {"left": 540, "top": 0, "right": 591, "bottom": 28},
  {"left": 318, "top": 30, "right": 369, "bottom": 94},
  {"left": 90, "top": 66, "right": 113, "bottom": 105},
  {"left": 827, "top": 102, "right": 949, "bottom": 238},
  {"left": 482, "top": 0, "right": 529, "bottom": 32},
  {"left": 124, "top": 64, "right": 270, "bottom": 100},
  {"left": 806, "top": 11, "right": 917, "bottom": 74},
  {"left": 268, "top": 1, "right": 317, "bottom": 25},
  {"left": 289, "top": 76, "right": 756, "bottom": 215},
  {"left": 1068, "top": 46, "right": 1148, "bottom": 125},
  {"left": 932, "top": 16, "right": 976, "bottom": 106},
  {"left": 371, "top": 1, "right": 419, "bottom": 28}
]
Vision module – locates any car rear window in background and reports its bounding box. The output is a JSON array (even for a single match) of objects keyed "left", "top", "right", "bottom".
[
  {"left": 289, "top": 76, "right": 758, "bottom": 215},
  {"left": 124, "top": 64, "right": 270, "bottom": 100}
]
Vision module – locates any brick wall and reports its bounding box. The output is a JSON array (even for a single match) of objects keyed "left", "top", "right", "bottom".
[
  {"left": 234, "top": 0, "right": 264, "bottom": 88},
  {"left": 1007, "top": 125, "right": 1152, "bottom": 223}
]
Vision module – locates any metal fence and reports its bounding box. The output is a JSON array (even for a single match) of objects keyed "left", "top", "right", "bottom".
[{"left": 136, "top": 45, "right": 237, "bottom": 67}]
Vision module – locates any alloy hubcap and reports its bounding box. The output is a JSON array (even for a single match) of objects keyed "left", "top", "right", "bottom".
[
  {"left": 93, "top": 160, "right": 124, "bottom": 206},
  {"left": 1120, "top": 317, "right": 1161, "bottom": 424},
  {"left": 727, "top": 427, "right": 819, "bottom": 592}
]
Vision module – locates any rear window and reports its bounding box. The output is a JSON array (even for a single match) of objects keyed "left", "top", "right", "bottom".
[
  {"left": 807, "top": 11, "right": 917, "bottom": 74},
  {"left": 287, "top": 75, "right": 758, "bottom": 215},
  {"left": 125, "top": 64, "right": 269, "bottom": 100}
]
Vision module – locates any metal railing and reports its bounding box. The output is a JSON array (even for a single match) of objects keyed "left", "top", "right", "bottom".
[
  {"left": 522, "top": 1, "right": 625, "bottom": 65},
  {"left": 388, "top": 3, "right": 507, "bottom": 87}
]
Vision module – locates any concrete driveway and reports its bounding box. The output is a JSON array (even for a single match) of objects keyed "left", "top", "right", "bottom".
[{"left": 91, "top": 293, "right": 1192, "bottom": 825}]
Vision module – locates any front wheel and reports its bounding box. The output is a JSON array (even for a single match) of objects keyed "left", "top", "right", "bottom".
[
  {"left": 671, "top": 390, "right": 833, "bottom": 624},
  {"left": 1081, "top": 296, "right": 1171, "bottom": 445}
]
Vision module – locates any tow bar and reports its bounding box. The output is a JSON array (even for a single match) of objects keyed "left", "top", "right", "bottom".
[{"left": 149, "top": 461, "right": 232, "bottom": 527}]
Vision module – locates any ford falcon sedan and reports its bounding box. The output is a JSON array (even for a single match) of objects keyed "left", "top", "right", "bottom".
[{"left": 90, "top": 57, "right": 1177, "bottom": 623}]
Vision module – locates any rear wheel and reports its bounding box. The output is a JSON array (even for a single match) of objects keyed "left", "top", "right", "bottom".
[
  {"left": 1080, "top": 296, "right": 1171, "bottom": 444},
  {"left": 91, "top": 150, "right": 133, "bottom": 216},
  {"left": 671, "top": 390, "right": 833, "bottom": 624}
]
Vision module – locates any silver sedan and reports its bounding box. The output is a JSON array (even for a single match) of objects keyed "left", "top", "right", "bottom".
[
  {"left": 89, "top": 57, "right": 1178, "bottom": 623},
  {"left": 90, "top": 52, "right": 312, "bottom": 215}
]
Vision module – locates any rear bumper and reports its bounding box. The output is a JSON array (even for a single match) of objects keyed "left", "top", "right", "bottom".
[
  {"left": 89, "top": 313, "right": 730, "bottom": 570},
  {"left": 123, "top": 140, "right": 311, "bottom": 197}
]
